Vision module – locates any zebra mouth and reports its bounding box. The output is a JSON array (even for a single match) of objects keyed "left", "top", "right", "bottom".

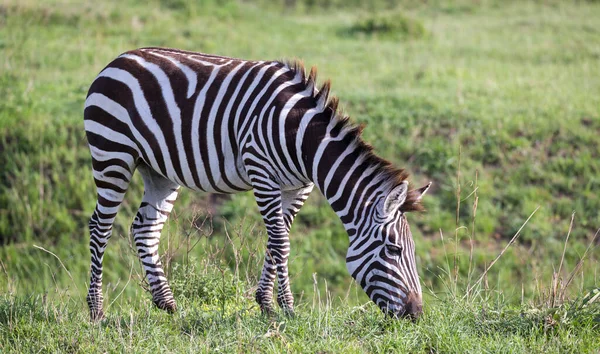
[
  {"left": 381, "top": 305, "right": 420, "bottom": 321},
  {"left": 377, "top": 291, "right": 422, "bottom": 321}
]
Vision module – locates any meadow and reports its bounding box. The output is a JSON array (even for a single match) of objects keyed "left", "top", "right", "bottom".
[{"left": 0, "top": 0, "right": 599, "bottom": 352}]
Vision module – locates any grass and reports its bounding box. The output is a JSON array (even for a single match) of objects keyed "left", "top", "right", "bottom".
[
  {"left": 1, "top": 0, "right": 600, "bottom": 352},
  {"left": 1, "top": 253, "right": 599, "bottom": 353},
  {"left": 1, "top": 207, "right": 598, "bottom": 353}
]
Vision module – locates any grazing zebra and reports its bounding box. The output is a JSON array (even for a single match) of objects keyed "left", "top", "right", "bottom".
[{"left": 84, "top": 47, "right": 431, "bottom": 321}]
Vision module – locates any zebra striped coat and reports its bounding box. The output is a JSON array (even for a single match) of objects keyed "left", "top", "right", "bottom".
[{"left": 84, "top": 47, "right": 430, "bottom": 321}]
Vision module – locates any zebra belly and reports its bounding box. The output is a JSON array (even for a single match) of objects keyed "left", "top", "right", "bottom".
[
  {"left": 161, "top": 153, "right": 251, "bottom": 194},
  {"left": 204, "top": 158, "right": 252, "bottom": 193}
]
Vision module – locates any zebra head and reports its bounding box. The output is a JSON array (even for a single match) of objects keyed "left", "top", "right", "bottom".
[{"left": 346, "top": 181, "right": 431, "bottom": 319}]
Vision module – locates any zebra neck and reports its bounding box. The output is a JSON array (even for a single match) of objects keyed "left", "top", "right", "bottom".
[
  {"left": 327, "top": 181, "right": 384, "bottom": 237},
  {"left": 288, "top": 88, "right": 402, "bottom": 234},
  {"left": 310, "top": 143, "right": 390, "bottom": 234}
]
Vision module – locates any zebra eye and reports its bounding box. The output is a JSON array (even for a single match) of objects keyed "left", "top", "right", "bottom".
[{"left": 386, "top": 244, "right": 403, "bottom": 256}]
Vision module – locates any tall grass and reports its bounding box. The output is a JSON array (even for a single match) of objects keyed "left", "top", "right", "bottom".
[{"left": 0, "top": 205, "right": 598, "bottom": 352}]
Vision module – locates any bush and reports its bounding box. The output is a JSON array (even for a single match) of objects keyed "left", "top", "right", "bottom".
[
  {"left": 170, "top": 260, "right": 242, "bottom": 306},
  {"left": 345, "top": 11, "right": 427, "bottom": 40}
]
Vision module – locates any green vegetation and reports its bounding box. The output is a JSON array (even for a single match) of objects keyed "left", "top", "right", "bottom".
[
  {"left": 0, "top": 0, "right": 599, "bottom": 352},
  {"left": 344, "top": 11, "right": 427, "bottom": 40},
  {"left": 1, "top": 261, "right": 599, "bottom": 353}
]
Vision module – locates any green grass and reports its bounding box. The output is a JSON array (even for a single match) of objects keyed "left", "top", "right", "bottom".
[
  {"left": 1, "top": 0, "right": 600, "bottom": 351},
  {"left": 1, "top": 258, "right": 599, "bottom": 353}
]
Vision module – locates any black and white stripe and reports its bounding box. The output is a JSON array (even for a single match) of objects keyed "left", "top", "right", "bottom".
[{"left": 83, "top": 47, "right": 430, "bottom": 320}]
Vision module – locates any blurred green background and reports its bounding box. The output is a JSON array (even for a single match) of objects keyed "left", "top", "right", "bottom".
[{"left": 0, "top": 0, "right": 598, "bottom": 308}]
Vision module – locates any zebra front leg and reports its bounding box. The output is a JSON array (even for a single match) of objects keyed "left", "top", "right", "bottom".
[
  {"left": 275, "top": 252, "right": 294, "bottom": 315},
  {"left": 133, "top": 165, "right": 180, "bottom": 312},
  {"left": 276, "top": 185, "right": 313, "bottom": 313},
  {"left": 254, "top": 185, "right": 313, "bottom": 315},
  {"left": 249, "top": 182, "right": 289, "bottom": 315},
  {"left": 256, "top": 207, "right": 293, "bottom": 315},
  {"left": 256, "top": 250, "right": 277, "bottom": 314}
]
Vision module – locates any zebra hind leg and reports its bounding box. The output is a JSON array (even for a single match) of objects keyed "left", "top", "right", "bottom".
[
  {"left": 133, "top": 164, "right": 180, "bottom": 313},
  {"left": 87, "top": 156, "right": 135, "bottom": 321}
]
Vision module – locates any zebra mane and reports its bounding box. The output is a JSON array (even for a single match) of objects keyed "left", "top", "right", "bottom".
[{"left": 283, "top": 59, "right": 424, "bottom": 213}]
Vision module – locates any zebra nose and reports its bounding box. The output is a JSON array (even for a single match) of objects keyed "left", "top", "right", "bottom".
[{"left": 403, "top": 291, "right": 423, "bottom": 320}]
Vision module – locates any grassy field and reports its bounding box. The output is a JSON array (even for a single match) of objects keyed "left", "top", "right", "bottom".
[
  {"left": 1, "top": 0, "right": 599, "bottom": 352},
  {"left": 1, "top": 259, "right": 599, "bottom": 353}
]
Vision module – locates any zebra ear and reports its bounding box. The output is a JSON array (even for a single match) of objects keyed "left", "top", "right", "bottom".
[
  {"left": 415, "top": 182, "right": 432, "bottom": 201},
  {"left": 382, "top": 181, "right": 408, "bottom": 217}
]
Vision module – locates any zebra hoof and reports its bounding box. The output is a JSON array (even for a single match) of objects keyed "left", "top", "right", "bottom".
[
  {"left": 282, "top": 308, "right": 295, "bottom": 318},
  {"left": 256, "top": 292, "right": 275, "bottom": 315},
  {"left": 154, "top": 299, "right": 177, "bottom": 313},
  {"left": 277, "top": 298, "right": 295, "bottom": 317},
  {"left": 258, "top": 303, "right": 276, "bottom": 316},
  {"left": 278, "top": 302, "right": 295, "bottom": 317},
  {"left": 90, "top": 309, "right": 105, "bottom": 322}
]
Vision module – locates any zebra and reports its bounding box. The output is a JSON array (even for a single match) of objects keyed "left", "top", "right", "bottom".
[{"left": 84, "top": 47, "right": 431, "bottom": 321}]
